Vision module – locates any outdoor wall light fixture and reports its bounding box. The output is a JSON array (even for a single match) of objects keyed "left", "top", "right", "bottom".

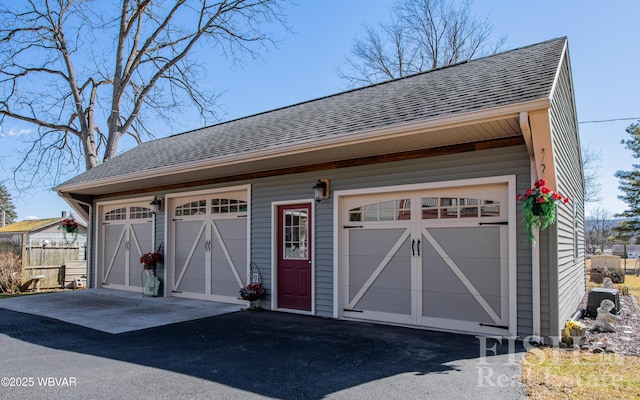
[
  {"left": 312, "top": 179, "right": 330, "bottom": 203},
  {"left": 149, "top": 196, "right": 163, "bottom": 213}
]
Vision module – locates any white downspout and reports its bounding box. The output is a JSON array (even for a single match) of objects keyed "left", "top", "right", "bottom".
[{"left": 72, "top": 199, "right": 94, "bottom": 290}]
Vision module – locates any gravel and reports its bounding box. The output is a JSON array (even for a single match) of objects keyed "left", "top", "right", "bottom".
[{"left": 576, "top": 293, "right": 640, "bottom": 356}]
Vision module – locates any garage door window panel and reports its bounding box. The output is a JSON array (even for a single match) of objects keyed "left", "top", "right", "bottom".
[
  {"left": 348, "top": 199, "right": 411, "bottom": 222},
  {"left": 421, "top": 195, "right": 501, "bottom": 221},
  {"left": 176, "top": 200, "right": 206, "bottom": 217},
  {"left": 212, "top": 198, "right": 247, "bottom": 214}
]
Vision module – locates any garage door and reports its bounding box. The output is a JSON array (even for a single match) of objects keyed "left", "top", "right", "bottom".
[
  {"left": 170, "top": 188, "right": 249, "bottom": 303},
  {"left": 341, "top": 183, "right": 511, "bottom": 335},
  {"left": 100, "top": 202, "right": 154, "bottom": 291}
]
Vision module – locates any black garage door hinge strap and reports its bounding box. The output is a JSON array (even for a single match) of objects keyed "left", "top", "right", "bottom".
[
  {"left": 343, "top": 225, "right": 363, "bottom": 229},
  {"left": 478, "top": 222, "right": 508, "bottom": 225},
  {"left": 343, "top": 308, "right": 363, "bottom": 313},
  {"left": 479, "top": 322, "right": 509, "bottom": 329}
]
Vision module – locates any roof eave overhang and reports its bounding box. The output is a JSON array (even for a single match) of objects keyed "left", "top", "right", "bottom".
[{"left": 55, "top": 98, "right": 551, "bottom": 196}]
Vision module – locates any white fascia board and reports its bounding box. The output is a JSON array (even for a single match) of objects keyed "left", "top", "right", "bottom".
[
  {"left": 56, "top": 98, "right": 551, "bottom": 194},
  {"left": 548, "top": 40, "right": 569, "bottom": 101}
]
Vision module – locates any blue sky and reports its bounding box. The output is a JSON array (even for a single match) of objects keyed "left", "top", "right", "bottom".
[{"left": 1, "top": 0, "right": 639, "bottom": 219}]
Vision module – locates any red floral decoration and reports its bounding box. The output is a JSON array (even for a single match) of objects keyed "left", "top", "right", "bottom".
[
  {"left": 516, "top": 179, "right": 570, "bottom": 245},
  {"left": 60, "top": 218, "right": 79, "bottom": 233},
  {"left": 239, "top": 283, "right": 266, "bottom": 301},
  {"left": 140, "top": 251, "right": 162, "bottom": 269}
]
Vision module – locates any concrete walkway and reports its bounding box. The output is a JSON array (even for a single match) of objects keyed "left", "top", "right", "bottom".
[{"left": 0, "top": 289, "right": 242, "bottom": 333}]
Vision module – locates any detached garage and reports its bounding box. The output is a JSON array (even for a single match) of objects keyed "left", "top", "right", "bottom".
[{"left": 55, "top": 37, "right": 585, "bottom": 341}]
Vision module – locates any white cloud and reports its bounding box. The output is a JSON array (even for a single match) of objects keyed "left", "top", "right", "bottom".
[{"left": 0, "top": 127, "right": 32, "bottom": 137}]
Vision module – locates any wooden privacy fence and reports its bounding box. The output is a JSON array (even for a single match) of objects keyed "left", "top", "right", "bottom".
[
  {"left": 0, "top": 240, "right": 21, "bottom": 257},
  {"left": 23, "top": 246, "right": 80, "bottom": 267},
  {"left": 1, "top": 241, "right": 87, "bottom": 290},
  {"left": 21, "top": 261, "right": 87, "bottom": 289}
]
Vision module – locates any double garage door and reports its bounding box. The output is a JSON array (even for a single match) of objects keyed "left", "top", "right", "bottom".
[
  {"left": 98, "top": 188, "right": 250, "bottom": 305},
  {"left": 340, "top": 182, "right": 513, "bottom": 335}
]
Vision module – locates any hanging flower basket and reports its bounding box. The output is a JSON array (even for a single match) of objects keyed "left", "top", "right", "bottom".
[
  {"left": 60, "top": 218, "right": 78, "bottom": 233},
  {"left": 59, "top": 218, "right": 79, "bottom": 244},
  {"left": 516, "top": 179, "right": 570, "bottom": 246}
]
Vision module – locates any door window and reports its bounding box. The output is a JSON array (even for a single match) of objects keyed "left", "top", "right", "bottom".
[{"left": 283, "top": 209, "right": 308, "bottom": 259}]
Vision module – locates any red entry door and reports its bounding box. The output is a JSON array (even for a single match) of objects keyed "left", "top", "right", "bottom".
[{"left": 277, "top": 203, "right": 312, "bottom": 311}]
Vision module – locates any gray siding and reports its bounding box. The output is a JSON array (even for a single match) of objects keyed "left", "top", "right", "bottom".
[
  {"left": 88, "top": 208, "right": 98, "bottom": 289},
  {"left": 252, "top": 145, "right": 533, "bottom": 330},
  {"left": 88, "top": 145, "right": 536, "bottom": 333},
  {"left": 548, "top": 49, "right": 586, "bottom": 337},
  {"left": 154, "top": 211, "right": 166, "bottom": 296}
]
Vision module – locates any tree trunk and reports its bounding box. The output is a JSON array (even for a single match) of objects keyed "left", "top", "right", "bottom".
[{"left": 81, "top": 130, "right": 99, "bottom": 170}]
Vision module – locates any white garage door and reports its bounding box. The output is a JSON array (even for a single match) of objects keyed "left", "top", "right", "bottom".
[
  {"left": 169, "top": 188, "right": 249, "bottom": 303},
  {"left": 341, "top": 182, "right": 512, "bottom": 336},
  {"left": 100, "top": 201, "right": 154, "bottom": 292}
]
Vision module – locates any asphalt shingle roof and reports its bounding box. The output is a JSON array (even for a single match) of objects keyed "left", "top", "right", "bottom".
[{"left": 60, "top": 37, "right": 567, "bottom": 188}]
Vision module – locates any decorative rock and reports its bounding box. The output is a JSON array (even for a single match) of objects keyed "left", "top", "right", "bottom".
[
  {"left": 602, "top": 277, "right": 614, "bottom": 289},
  {"left": 592, "top": 299, "right": 622, "bottom": 333},
  {"left": 592, "top": 347, "right": 604, "bottom": 354}
]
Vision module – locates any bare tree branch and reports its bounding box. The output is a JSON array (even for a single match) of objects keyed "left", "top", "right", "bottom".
[
  {"left": 339, "top": 0, "right": 505, "bottom": 87},
  {"left": 582, "top": 141, "right": 603, "bottom": 204},
  {"left": 0, "top": 0, "right": 287, "bottom": 190}
]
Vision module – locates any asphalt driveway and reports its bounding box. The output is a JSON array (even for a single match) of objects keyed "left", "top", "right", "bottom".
[{"left": 0, "top": 292, "right": 526, "bottom": 399}]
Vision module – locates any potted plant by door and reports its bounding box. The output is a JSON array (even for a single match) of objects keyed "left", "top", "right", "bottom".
[
  {"left": 239, "top": 283, "right": 266, "bottom": 301},
  {"left": 516, "top": 179, "right": 570, "bottom": 246}
]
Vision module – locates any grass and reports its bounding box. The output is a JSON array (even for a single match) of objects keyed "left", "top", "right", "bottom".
[
  {"left": 522, "top": 262, "right": 640, "bottom": 399},
  {"left": 624, "top": 274, "right": 640, "bottom": 300},
  {"left": 522, "top": 348, "right": 640, "bottom": 399},
  {"left": 585, "top": 259, "right": 640, "bottom": 301}
]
